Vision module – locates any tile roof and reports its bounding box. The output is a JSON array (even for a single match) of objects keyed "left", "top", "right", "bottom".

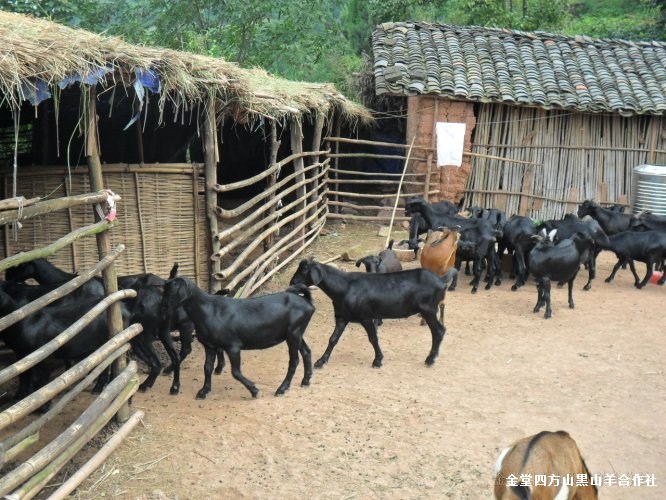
[{"left": 372, "top": 22, "right": 666, "bottom": 116}]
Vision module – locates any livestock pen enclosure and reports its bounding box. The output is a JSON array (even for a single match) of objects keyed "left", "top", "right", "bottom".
[{"left": 29, "top": 221, "right": 665, "bottom": 500}]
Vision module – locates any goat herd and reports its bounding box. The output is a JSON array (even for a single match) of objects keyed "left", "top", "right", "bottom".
[{"left": 1, "top": 196, "right": 663, "bottom": 498}]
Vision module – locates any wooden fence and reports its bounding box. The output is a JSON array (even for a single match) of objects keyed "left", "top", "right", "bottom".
[
  {"left": 0, "top": 192, "right": 143, "bottom": 498},
  {"left": 213, "top": 120, "right": 328, "bottom": 297},
  {"left": 464, "top": 104, "right": 666, "bottom": 219},
  {"left": 325, "top": 136, "right": 439, "bottom": 223},
  {"left": 0, "top": 164, "right": 209, "bottom": 288}
]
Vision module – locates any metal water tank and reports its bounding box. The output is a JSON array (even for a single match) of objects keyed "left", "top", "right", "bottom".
[{"left": 631, "top": 164, "right": 666, "bottom": 215}]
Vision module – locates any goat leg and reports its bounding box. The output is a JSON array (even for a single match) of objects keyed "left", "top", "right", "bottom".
[
  {"left": 533, "top": 281, "right": 544, "bottom": 313},
  {"left": 605, "top": 257, "right": 625, "bottom": 282},
  {"left": 299, "top": 339, "right": 313, "bottom": 387},
  {"left": 422, "top": 312, "right": 445, "bottom": 366},
  {"left": 637, "top": 260, "right": 653, "bottom": 289},
  {"left": 542, "top": 278, "right": 553, "bottom": 319},
  {"left": 227, "top": 348, "right": 259, "bottom": 398},
  {"left": 360, "top": 319, "right": 384, "bottom": 368},
  {"left": 567, "top": 277, "right": 575, "bottom": 309},
  {"left": 196, "top": 346, "right": 218, "bottom": 399},
  {"left": 276, "top": 338, "right": 301, "bottom": 396},
  {"left": 214, "top": 351, "right": 226, "bottom": 374},
  {"left": 158, "top": 326, "right": 181, "bottom": 395},
  {"left": 314, "top": 317, "right": 349, "bottom": 368}
]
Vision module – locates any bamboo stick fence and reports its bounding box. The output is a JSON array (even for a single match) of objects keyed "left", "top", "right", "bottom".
[
  {"left": 213, "top": 141, "right": 329, "bottom": 297},
  {"left": 464, "top": 104, "right": 666, "bottom": 219},
  {"left": 324, "top": 136, "right": 438, "bottom": 223},
  {"left": 0, "top": 188, "right": 144, "bottom": 497}
]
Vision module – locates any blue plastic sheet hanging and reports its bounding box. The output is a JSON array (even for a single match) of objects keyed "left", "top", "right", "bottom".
[
  {"left": 124, "top": 68, "right": 162, "bottom": 130},
  {"left": 57, "top": 65, "right": 114, "bottom": 89},
  {"left": 20, "top": 79, "right": 51, "bottom": 106}
]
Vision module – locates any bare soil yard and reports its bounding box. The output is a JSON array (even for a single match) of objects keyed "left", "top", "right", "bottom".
[{"left": 13, "top": 223, "right": 666, "bottom": 499}]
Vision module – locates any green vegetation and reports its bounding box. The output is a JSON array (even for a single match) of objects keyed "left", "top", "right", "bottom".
[{"left": 0, "top": 0, "right": 663, "bottom": 98}]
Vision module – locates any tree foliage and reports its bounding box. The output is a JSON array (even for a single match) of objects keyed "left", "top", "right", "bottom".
[{"left": 1, "top": 0, "right": 663, "bottom": 99}]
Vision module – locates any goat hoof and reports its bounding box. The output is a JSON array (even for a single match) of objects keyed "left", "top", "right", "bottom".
[
  {"left": 275, "top": 387, "right": 287, "bottom": 397},
  {"left": 195, "top": 390, "right": 208, "bottom": 400},
  {"left": 583, "top": 284, "right": 592, "bottom": 291},
  {"left": 251, "top": 389, "right": 259, "bottom": 398},
  {"left": 634, "top": 283, "right": 643, "bottom": 289},
  {"left": 162, "top": 366, "right": 174, "bottom": 375},
  {"left": 485, "top": 283, "right": 492, "bottom": 290},
  {"left": 569, "top": 303, "right": 575, "bottom": 309},
  {"left": 494, "top": 279, "right": 502, "bottom": 286},
  {"left": 511, "top": 285, "right": 519, "bottom": 291},
  {"left": 138, "top": 384, "right": 150, "bottom": 393},
  {"left": 314, "top": 359, "right": 326, "bottom": 369},
  {"left": 170, "top": 386, "right": 179, "bottom": 395},
  {"left": 214, "top": 367, "right": 224, "bottom": 375},
  {"left": 301, "top": 379, "right": 311, "bottom": 387},
  {"left": 604, "top": 278, "right": 612, "bottom": 283},
  {"left": 544, "top": 312, "right": 552, "bottom": 319},
  {"left": 372, "top": 359, "right": 382, "bottom": 368},
  {"left": 471, "top": 288, "right": 478, "bottom": 294},
  {"left": 448, "top": 285, "right": 456, "bottom": 292},
  {"left": 425, "top": 356, "right": 436, "bottom": 366}
]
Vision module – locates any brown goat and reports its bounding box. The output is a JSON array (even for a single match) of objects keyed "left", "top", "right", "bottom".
[
  {"left": 419, "top": 227, "right": 460, "bottom": 324},
  {"left": 494, "top": 431, "right": 598, "bottom": 500}
]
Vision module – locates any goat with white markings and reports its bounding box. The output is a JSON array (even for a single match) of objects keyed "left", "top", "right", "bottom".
[
  {"left": 528, "top": 229, "right": 582, "bottom": 319},
  {"left": 494, "top": 430, "right": 598, "bottom": 500},
  {"left": 161, "top": 278, "right": 315, "bottom": 399},
  {"left": 289, "top": 259, "right": 457, "bottom": 368}
]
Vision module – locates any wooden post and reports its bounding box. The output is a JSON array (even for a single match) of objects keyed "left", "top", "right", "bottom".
[
  {"left": 518, "top": 166, "right": 534, "bottom": 216},
  {"left": 307, "top": 112, "right": 325, "bottom": 223},
  {"left": 40, "top": 101, "right": 49, "bottom": 166},
  {"left": 332, "top": 115, "right": 341, "bottom": 213},
  {"left": 85, "top": 84, "right": 129, "bottom": 423},
  {"left": 424, "top": 153, "right": 433, "bottom": 202},
  {"left": 290, "top": 116, "right": 306, "bottom": 237},
  {"left": 203, "top": 98, "right": 221, "bottom": 292},
  {"left": 192, "top": 164, "right": 201, "bottom": 287},
  {"left": 265, "top": 120, "right": 281, "bottom": 251},
  {"left": 134, "top": 99, "right": 145, "bottom": 164}
]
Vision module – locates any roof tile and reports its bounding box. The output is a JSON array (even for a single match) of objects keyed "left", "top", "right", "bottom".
[{"left": 372, "top": 22, "right": 666, "bottom": 116}]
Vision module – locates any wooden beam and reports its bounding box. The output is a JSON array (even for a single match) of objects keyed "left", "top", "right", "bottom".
[
  {"left": 290, "top": 117, "right": 306, "bottom": 237},
  {"left": 85, "top": 84, "right": 128, "bottom": 423},
  {"left": 203, "top": 98, "right": 221, "bottom": 292}
]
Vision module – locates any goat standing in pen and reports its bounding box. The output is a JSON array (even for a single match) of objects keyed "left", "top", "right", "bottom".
[
  {"left": 494, "top": 430, "right": 598, "bottom": 500},
  {"left": 160, "top": 278, "right": 315, "bottom": 399},
  {"left": 528, "top": 229, "right": 582, "bottom": 319},
  {"left": 419, "top": 227, "right": 460, "bottom": 324},
  {"left": 289, "top": 259, "right": 457, "bottom": 369}
]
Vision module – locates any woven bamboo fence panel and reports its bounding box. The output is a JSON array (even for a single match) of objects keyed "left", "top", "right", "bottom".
[
  {"left": 1, "top": 165, "right": 208, "bottom": 286},
  {"left": 465, "top": 104, "right": 666, "bottom": 219}
]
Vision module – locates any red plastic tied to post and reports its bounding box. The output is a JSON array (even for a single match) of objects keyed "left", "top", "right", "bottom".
[{"left": 103, "top": 189, "right": 117, "bottom": 222}]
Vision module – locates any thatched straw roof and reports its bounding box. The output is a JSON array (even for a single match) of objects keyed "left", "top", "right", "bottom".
[{"left": 0, "top": 11, "right": 371, "bottom": 124}]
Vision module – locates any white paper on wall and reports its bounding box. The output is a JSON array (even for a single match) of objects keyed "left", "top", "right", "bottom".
[{"left": 436, "top": 122, "right": 466, "bottom": 167}]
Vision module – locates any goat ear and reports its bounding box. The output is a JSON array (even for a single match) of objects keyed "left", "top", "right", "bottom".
[
  {"left": 309, "top": 263, "right": 323, "bottom": 286},
  {"left": 548, "top": 229, "right": 557, "bottom": 241},
  {"left": 355, "top": 259, "right": 363, "bottom": 268},
  {"left": 540, "top": 228, "right": 548, "bottom": 237}
]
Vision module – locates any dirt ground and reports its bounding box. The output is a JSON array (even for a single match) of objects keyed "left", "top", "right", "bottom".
[{"left": 11, "top": 222, "right": 666, "bottom": 499}]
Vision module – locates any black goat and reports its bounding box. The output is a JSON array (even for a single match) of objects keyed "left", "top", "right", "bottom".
[
  {"left": 402, "top": 196, "right": 465, "bottom": 254},
  {"left": 0, "top": 289, "right": 131, "bottom": 400},
  {"left": 537, "top": 214, "right": 609, "bottom": 291},
  {"left": 289, "top": 259, "right": 457, "bottom": 368},
  {"left": 405, "top": 198, "right": 499, "bottom": 293},
  {"left": 630, "top": 211, "right": 666, "bottom": 233},
  {"left": 497, "top": 215, "right": 537, "bottom": 291},
  {"left": 577, "top": 200, "right": 631, "bottom": 235},
  {"left": 528, "top": 229, "right": 582, "bottom": 319},
  {"left": 598, "top": 230, "right": 666, "bottom": 287},
  {"left": 161, "top": 278, "right": 315, "bottom": 399},
  {"left": 355, "top": 240, "right": 402, "bottom": 274},
  {"left": 5, "top": 258, "right": 165, "bottom": 294}
]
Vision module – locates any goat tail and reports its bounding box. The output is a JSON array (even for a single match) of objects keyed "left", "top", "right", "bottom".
[
  {"left": 286, "top": 283, "right": 312, "bottom": 303},
  {"left": 387, "top": 239, "right": 395, "bottom": 250},
  {"left": 168, "top": 262, "right": 180, "bottom": 280}
]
